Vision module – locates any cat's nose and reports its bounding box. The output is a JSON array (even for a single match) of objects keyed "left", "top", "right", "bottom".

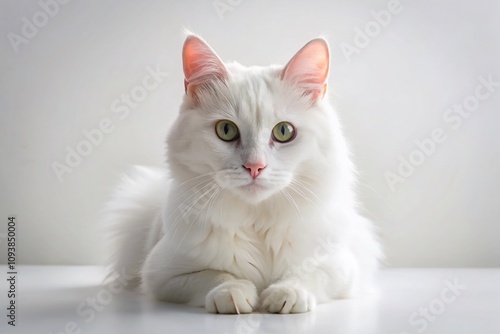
[{"left": 243, "top": 162, "right": 267, "bottom": 179}]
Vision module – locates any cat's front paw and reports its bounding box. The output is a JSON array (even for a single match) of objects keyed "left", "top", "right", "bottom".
[
  {"left": 260, "top": 283, "right": 316, "bottom": 314},
  {"left": 205, "top": 279, "right": 258, "bottom": 314}
]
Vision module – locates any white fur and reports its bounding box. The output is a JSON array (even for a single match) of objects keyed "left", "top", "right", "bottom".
[{"left": 106, "top": 39, "right": 382, "bottom": 314}]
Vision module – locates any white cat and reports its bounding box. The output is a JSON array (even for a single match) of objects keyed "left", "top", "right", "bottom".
[{"left": 106, "top": 34, "right": 382, "bottom": 314}]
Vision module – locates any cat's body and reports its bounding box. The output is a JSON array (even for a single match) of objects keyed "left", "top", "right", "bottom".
[{"left": 107, "top": 35, "right": 381, "bottom": 314}]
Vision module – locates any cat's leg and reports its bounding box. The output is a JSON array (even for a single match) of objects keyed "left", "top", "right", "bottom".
[
  {"left": 163, "top": 270, "right": 258, "bottom": 314},
  {"left": 260, "top": 278, "right": 317, "bottom": 313},
  {"left": 260, "top": 214, "right": 380, "bottom": 314},
  {"left": 142, "top": 238, "right": 258, "bottom": 314},
  {"left": 260, "top": 247, "right": 362, "bottom": 314}
]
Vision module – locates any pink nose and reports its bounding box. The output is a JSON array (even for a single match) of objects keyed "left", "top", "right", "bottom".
[{"left": 243, "top": 162, "right": 267, "bottom": 179}]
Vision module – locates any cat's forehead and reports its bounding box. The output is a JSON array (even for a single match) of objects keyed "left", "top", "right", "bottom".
[{"left": 223, "top": 63, "right": 287, "bottom": 124}]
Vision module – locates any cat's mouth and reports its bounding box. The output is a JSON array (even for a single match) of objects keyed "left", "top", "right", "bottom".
[
  {"left": 216, "top": 169, "right": 289, "bottom": 204},
  {"left": 233, "top": 180, "right": 275, "bottom": 204},
  {"left": 240, "top": 180, "right": 266, "bottom": 191}
]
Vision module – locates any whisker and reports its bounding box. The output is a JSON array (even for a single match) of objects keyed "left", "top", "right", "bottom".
[
  {"left": 168, "top": 181, "right": 218, "bottom": 241},
  {"left": 173, "top": 185, "right": 220, "bottom": 255},
  {"left": 170, "top": 175, "right": 215, "bottom": 202},
  {"left": 169, "top": 172, "right": 218, "bottom": 191},
  {"left": 281, "top": 188, "right": 303, "bottom": 220},
  {"left": 357, "top": 182, "right": 395, "bottom": 213},
  {"left": 288, "top": 182, "right": 325, "bottom": 217},
  {"left": 292, "top": 178, "right": 322, "bottom": 204},
  {"left": 205, "top": 187, "right": 221, "bottom": 226},
  {"left": 219, "top": 189, "right": 226, "bottom": 224},
  {"left": 164, "top": 178, "right": 215, "bottom": 226}
]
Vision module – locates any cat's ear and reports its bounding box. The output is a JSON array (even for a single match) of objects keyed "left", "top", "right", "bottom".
[
  {"left": 281, "top": 38, "right": 330, "bottom": 101},
  {"left": 182, "top": 35, "right": 228, "bottom": 98}
]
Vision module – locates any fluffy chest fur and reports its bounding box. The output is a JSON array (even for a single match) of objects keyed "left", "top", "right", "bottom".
[{"left": 163, "top": 187, "right": 330, "bottom": 292}]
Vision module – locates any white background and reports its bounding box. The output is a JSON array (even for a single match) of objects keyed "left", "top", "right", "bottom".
[{"left": 1, "top": 0, "right": 499, "bottom": 267}]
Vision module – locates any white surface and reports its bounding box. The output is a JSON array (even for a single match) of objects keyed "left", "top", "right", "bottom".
[
  {"left": 1, "top": 0, "right": 500, "bottom": 267},
  {"left": 1, "top": 266, "right": 499, "bottom": 334}
]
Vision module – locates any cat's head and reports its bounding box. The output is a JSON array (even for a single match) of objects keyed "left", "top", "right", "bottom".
[{"left": 168, "top": 35, "right": 349, "bottom": 205}]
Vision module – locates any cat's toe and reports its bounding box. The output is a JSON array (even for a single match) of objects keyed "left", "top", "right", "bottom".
[
  {"left": 205, "top": 279, "right": 258, "bottom": 314},
  {"left": 260, "top": 284, "right": 316, "bottom": 314}
]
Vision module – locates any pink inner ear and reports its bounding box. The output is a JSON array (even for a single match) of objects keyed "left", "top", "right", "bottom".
[
  {"left": 182, "top": 35, "right": 227, "bottom": 93},
  {"left": 281, "top": 38, "right": 330, "bottom": 99}
]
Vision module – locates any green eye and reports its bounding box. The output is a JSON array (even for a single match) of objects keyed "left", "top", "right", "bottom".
[
  {"left": 215, "top": 120, "right": 239, "bottom": 142},
  {"left": 272, "top": 121, "right": 296, "bottom": 143}
]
